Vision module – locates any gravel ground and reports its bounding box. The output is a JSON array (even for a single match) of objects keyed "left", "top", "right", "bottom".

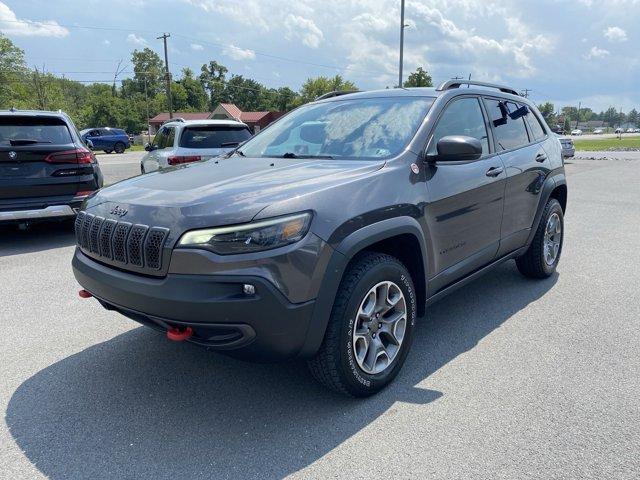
[{"left": 0, "top": 156, "right": 638, "bottom": 479}]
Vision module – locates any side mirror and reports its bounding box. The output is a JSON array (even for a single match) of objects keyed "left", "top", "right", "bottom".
[
  {"left": 144, "top": 143, "right": 153, "bottom": 152},
  {"left": 85, "top": 139, "right": 94, "bottom": 150},
  {"left": 430, "top": 135, "right": 483, "bottom": 162}
]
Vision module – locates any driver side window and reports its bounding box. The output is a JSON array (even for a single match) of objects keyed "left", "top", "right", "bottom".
[
  {"left": 153, "top": 128, "right": 167, "bottom": 149},
  {"left": 428, "top": 97, "right": 490, "bottom": 156}
]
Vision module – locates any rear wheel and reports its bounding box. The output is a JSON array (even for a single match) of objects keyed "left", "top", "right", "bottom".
[
  {"left": 308, "top": 252, "right": 417, "bottom": 397},
  {"left": 113, "top": 142, "right": 125, "bottom": 154},
  {"left": 516, "top": 198, "right": 564, "bottom": 278}
]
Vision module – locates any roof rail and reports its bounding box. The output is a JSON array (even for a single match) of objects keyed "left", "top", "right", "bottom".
[
  {"left": 436, "top": 80, "right": 520, "bottom": 97},
  {"left": 163, "top": 117, "right": 186, "bottom": 124},
  {"left": 315, "top": 90, "right": 359, "bottom": 101}
]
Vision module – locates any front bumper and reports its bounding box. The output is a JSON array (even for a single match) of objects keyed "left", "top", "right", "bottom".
[{"left": 72, "top": 249, "right": 315, "bottom": 361}]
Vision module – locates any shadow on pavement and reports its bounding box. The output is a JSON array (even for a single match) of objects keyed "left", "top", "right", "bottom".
[
  {"left": 6, "top": 262, "right": 557, "bottom": 479},
  {"left": 0, "top": 221, "right": 76, "bottom": 257}
]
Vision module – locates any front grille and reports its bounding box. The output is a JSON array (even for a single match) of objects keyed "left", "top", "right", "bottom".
[{"left": 75, "top": 212, "right": 169, "bottom": 271}]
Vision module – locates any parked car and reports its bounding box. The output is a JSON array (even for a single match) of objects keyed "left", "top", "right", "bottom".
[
  {"left": 72, "top": 81, "right": 567, "bottom": 397},
  {"left": 634, "top": 128, "right": 640, "bottom": 133},
  {"left": 140, "top": 119, "right": 252, "bottom": 173},
  {"left": 557, "top": 135, "right": 575, "bottom": 159},
  {"left": 615, "top": 128, "right": 623, "bottom": 134},
  {"left": 80, "top": 127, "right": 130, "bottom": 154},
  {"left": 593, "top": 128, "right": 604, "bottom": 135},
  {"left": 0, "top": 109, "right": 103, "bottom": 225},
  {"left": 570, "top": 129, "right": 582, "bottom": 136}
]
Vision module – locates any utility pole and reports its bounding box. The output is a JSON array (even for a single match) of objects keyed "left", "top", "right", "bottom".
[
  {"left": 144, "top": 76, "right": 151, "bottom": 144},
  {"left": 157, "top": 33, "right": 173, "bottom": 119},
  {"left": 575, "top": 101, "right": 581, "bottom": 129},
  {"left": 398, "top": 0, "right": 406, "bottom": 88},
  {"left": 521, "top": 89, "right": 531, "bottom": 98}
]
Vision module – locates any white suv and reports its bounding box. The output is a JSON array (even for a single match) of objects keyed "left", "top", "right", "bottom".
[{"left": 141, "top": 119, "right": 251, "bottom": 173}]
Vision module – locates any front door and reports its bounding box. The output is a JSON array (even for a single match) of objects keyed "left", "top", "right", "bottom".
[{"left": 424, "top": 96, "right": 506, "bottom": 293}]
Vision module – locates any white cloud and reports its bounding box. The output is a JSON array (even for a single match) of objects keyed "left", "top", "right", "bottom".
[
  {"left": 284, "top": 14, "right": 324, "bottom": 49},
  {"left": 0, "top": 1, "right": 68, "bottom": 37},
  {"left": 584, "top": 46, "right": 610, "bottom": 59},
  {"left": 190, "top": 43, "right": 204, "bottom": 51},
  {"left": 604, "top": 26, "right": 627, "bottom": 42},
  {"left": 102, "top": 39, "right": 111, "bottom": 46},
  {"left": 222, "top": 44, "right": 256, "bottom": 60},
  {"left": 126, "top": 33, "right": 147, "bottom": 46}
]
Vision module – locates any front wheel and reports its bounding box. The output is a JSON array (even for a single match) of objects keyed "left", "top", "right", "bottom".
[
  {"left": 308, "top": 252, "right": 417, "bottom": 397},
  {"left": 516, "top": 198, "right": 564, "bottom": 278}
]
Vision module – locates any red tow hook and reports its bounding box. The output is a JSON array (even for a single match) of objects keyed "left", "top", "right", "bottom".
[
  {"left": 167, "top": 326, "right": 194, "bottom": 342},
  {"left": 78, "top": 289, "right": 93, "bottom": 299}
]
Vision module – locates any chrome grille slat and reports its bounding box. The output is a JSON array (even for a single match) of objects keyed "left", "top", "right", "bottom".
[{"left": 75, "top": 212, "right": 169, "bottom": 271}]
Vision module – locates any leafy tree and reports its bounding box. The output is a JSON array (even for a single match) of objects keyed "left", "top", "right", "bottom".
[
  {"left": 602, "top": 107, "right": 618, "bottom": 127},
  {"left": 627, "top": 108, "right": 638, "bottom": 127},
  {"left": 0, "top": 34, "right": 28, "bottom": 107},
  {"left": 179, "top": 68, "right": 207, "bottom": 111},
  {"left": 130, "top": 48, "right": 165, "bottom": 97},
  {"left": 199, "top": 60, "right": 228, "bottom": 110},
  {"left": 563, "top": 117, "right": 571, "bottom": 133},
  {"left": 538, "top": 102, "right": 554, "bottom": 120},
  {"left": 223, "top": 74, "right": 265, "bottom": 111},
  {"left": 297, "top": 75, "right": 357, "bottom": 105},
  {"left": 403, "top": 67, "right": 433, "bottom": 87}
]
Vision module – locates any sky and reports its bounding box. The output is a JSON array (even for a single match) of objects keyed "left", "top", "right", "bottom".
[{"left": 1, "top": 0, "right": 639, "bottom": 112}]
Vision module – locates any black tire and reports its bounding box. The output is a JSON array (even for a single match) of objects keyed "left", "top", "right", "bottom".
[
  {"left": 113, "top": 142, "right": 125, "bottom": 154},
  {"left": 104, "top": 149, "right": 112, "bottom": 154},
  {"left": 516, "top": 198, "right": 564, "bottom": 278},
  {"left": 308, "top": 252, "right": 417, "bottom": 397},
  {"left": 140, "top": 164, "right": 145, "bottom": 174}
]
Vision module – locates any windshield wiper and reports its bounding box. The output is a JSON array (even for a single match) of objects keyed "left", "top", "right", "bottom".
[
  {"left": 220, "top": 141, "right": 240, "bottom": 147},
  {"left": 9, "top": 139, "right": 52, "bottom": 146},
  {"left": 281, "top": 152, "right": 333, "bottom": 159}
]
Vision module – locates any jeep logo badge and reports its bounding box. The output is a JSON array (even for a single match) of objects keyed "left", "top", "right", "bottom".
[
  {"left": 8, "top": 151, "right": 17, "bottom": 160},
  {"left": 110, "top": 205, "right": 128, "bottom": 217}
]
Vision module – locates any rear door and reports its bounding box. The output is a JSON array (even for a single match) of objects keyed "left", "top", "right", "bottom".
[
  {"left": 483, "top": 98, "right": 551, "bottom": 255},
  {"left": 0, "top": 115, "right": 87, "bottom": 201}
]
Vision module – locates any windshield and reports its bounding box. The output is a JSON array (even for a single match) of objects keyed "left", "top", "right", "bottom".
[
  {"left": 179, "top": 125, "right": 252, "bottom": 149},
  {"left": 238, "top": 96, "right": 434, "bottom": 159}
]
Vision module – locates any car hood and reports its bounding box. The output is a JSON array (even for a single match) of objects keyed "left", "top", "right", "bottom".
[{"left": 85, "top": 155, "right": 384, "bottom": 232}]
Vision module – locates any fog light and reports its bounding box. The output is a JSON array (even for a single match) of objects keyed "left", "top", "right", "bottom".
[{"left": 243, "top": 284, "right": 255, "bottom": 295}]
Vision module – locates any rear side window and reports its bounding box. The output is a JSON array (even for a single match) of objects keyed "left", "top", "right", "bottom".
[
  {"left": 485, "top": 99, "right": 530, "bottom": 151},
  {"left": 153, "top": 128, "right": 168, "bottom": 148},
  {"left": 0, "top": 116, "right": 72, "bottom": 146},
  {"left": 165, "top": 127, "right": 175, "bottom": 148},
  {"left": 428, "top": 97, "right": 490, "bottom": 156},
  {"left": 525, "top": 111, "right": 547, "bottom": 141},
  {"left": 179, "top": 126, "right": 252, "bottom": 149}
]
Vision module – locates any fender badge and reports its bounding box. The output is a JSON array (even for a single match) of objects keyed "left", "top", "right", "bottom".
[
  {"left": 8, "top": 151, "right": 17, "bottom": 160},
  {"left": 410, "top": 163, "right": 420, "bottom": 174}
]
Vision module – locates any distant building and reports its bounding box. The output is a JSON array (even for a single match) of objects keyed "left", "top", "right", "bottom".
[{"left": 149, "top": 103, "right": 285, "bottom": 134}]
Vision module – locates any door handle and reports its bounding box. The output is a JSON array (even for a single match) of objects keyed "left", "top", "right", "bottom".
[
  {"left": 535, "top": 153, "right": 547, "bottom": 162},
  {"left": 486, "top": 166, "right": 504, "bottom": 177}
]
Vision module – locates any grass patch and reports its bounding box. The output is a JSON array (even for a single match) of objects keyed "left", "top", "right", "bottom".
[
  {"left": 128, "top": 144, "right": 146, "bottom": 152},
  {"left": 573, "top": 137, "right": 640, "bottom": 151}
]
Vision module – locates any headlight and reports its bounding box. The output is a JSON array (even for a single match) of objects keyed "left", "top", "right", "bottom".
[{"left": 177, "top": 212, "right": 312, "bottom": 254}]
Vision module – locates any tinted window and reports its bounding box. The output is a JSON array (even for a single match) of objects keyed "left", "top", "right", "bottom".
[
  {"left": 428, "top": 97, "right": 489, "bottom": 156},
  {"left": 485, "top": 99, "right": 530, "bottom": 151},
  {"left": 239, "top": 96, "right": 434, "bottom": 159},
  {"left": 179, "top": 126, "right": 252, "bottom": 148},
  {"left": 526, "top": 111, "right": 546, "bottom": 140},
  {"left": 0, "top": 116, "right": 72, "bottom": 145}
]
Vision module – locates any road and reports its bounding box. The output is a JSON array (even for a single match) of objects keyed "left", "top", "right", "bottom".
[
  {"left": 1, "top": 155, "right": 639, "bottom": 479},
  {"left": 568, "top": 132, "right": 640, "bottom": 140},
  {"left": 95, "top": 151, "right": 144, "bottom": 186}
]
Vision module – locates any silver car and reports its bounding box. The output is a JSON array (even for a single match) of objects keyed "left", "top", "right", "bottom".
[
  {"left": 140, "top": 119, "right": 252, "bottom": 173},
  {"left": 556, "top": 135, "right": 575, "bottom": 159}
]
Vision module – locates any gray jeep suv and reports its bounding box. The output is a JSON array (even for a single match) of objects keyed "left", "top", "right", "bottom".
[{"left": 72, "top": 81, "right": 567, "bottom": 397}]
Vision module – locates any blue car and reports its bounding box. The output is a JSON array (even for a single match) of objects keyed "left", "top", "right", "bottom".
[{"left": 80, "top": 127, "right": 130, "bottom": 154}]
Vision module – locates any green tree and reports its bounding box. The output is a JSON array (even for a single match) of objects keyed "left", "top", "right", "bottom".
[
  {"left": 130, "top": 48, "right": 165, "bottom": 96},
  {"left": 403, "top": 67, "right": 433, "bottom": 87},
  {"left": 0, "top": 34, "right": 28, "bottom": 108},
  {"left": 563, "top": 117, "right": 571, "bottom": 133},
  {"left": 179, "top": 68, "right": 207, "bottom": 111},
  {"left": 627, "top": 108, "right": 638, "bottom": 127},
  {"left": 298, "top": 75, "right": 357, "bottom": 104},
  {"left": 223, "top": 74, "right": 265, "bottom": 111},
  {"left": 538, "top": 102, "right": 555, "bottom": 121},
  {"left": 199, "top": 60, "right": 228, "bottom": 110},
  {"left": 602, "top": 107, "right": 618, "bottom": 127}
]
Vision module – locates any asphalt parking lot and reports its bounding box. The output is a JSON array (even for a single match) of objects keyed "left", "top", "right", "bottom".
[{"left": 1, "top": 155, "right": 639, "bottom": 479}]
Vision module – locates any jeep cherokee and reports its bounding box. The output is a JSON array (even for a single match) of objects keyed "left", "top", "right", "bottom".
[{"left": 72, "top": 80, "right": 567, "bottom": 397}]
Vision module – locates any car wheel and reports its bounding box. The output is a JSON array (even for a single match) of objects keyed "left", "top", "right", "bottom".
[
  {"left": 140, "top": 164, "right": 145, "bottom": 174},
  {"left": 308, "top": 252, "right": 417, "bottom": 397},
  {"left": 516, "top": 198, "right": 564, "bottom": 279},
  {"left": 104, "top": 150, "right": 112, "bottom": 154},
  {"left": 114, "top": 142, "right": 125, "bottom": 154}
]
